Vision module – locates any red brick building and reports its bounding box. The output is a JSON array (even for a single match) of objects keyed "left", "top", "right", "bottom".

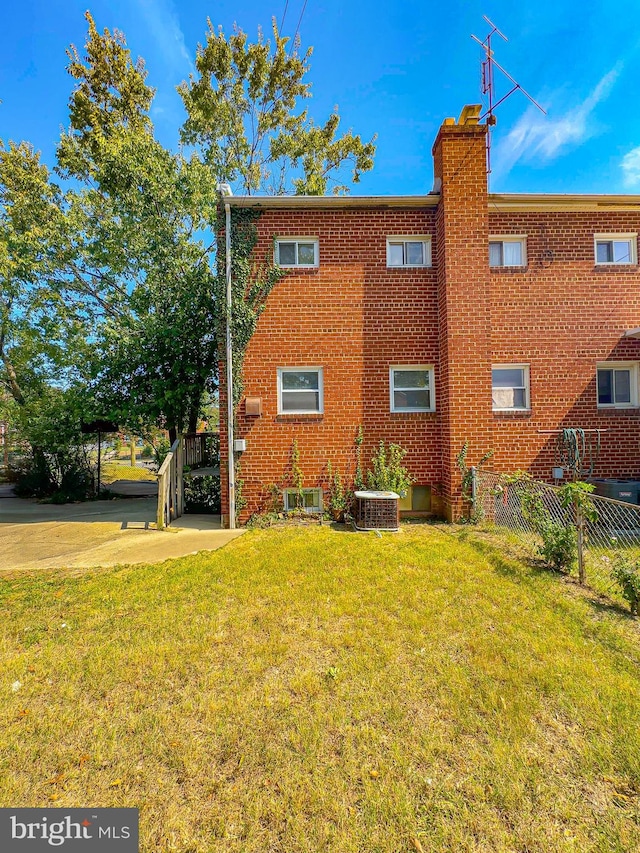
[{"left": 220, "top": 106, "right": 640, "bottom": 524}]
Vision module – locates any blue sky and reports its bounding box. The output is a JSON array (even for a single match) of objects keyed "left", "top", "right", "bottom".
[{"left": 1, "top": 0, "right": 640, "bottom": 196}]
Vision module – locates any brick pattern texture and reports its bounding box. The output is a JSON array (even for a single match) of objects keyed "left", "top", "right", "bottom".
[{"left": 220, "top": 121, "right": 640, "bottom": 524}]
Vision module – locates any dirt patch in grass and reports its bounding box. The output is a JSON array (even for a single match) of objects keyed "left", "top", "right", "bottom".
[{"left": 1, "top": 525, "right": 639, "bottom": 851}]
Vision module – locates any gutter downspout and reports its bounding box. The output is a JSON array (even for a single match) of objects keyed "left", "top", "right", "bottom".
[{"left": 218, "top": 183, "right": 235, "bottom": 529}]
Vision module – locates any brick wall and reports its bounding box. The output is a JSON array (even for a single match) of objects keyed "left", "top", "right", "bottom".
[
  {"left": 488, "top": 210, "right": 640, "bottom": 479},
  {"left": 220, "top": 117, "right": 640, "bottom": 525},
  {"left": 223, "top": 207, "right": 441, "bottom": 523}
]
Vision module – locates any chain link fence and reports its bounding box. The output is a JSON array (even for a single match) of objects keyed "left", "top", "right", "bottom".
[{"left": 473, "top": 469, "right": 640, "bottom": 603}]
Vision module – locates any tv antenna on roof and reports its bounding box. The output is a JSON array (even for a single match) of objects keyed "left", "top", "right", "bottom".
[{"left": 471, "top": 16, "right": 546, "bottom": 177}]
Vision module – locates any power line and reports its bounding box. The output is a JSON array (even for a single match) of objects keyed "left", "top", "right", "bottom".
[
  {"left": 280, "top": 0, "right": 290, "bottom": 33},
  {"left": 292, "top": 0, "right": 309, "bottom": 49}
]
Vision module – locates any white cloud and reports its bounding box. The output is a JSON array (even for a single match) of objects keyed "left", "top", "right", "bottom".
[
  {"left": 622, "top": 146, "right": 640, "bottom": 187},
  {"left": 137, "top": 0, "right": 194, "bottom": 75},
  {"left": 493, "top": 63, "right": 622, "bottom": 178}
]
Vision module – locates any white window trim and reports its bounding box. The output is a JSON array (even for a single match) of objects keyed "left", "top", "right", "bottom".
[
  {"left": 489, "top": 235, "right": 527, "bottom": 267},
  {"left": 277, "top": 367, "right": 324, "bottom": 415},
  {"left": 283, "top": 487, "right": 323, "bottom": 514},
  {"left": 386, "top": 236, "right": 432, "bottom": 268},
  {"left": 274, "top": 237, "right": 319, "bottom": 268},
  {"left": 594, "top": 233, "right": 638, "bottom": 265},
  {"left": 596, "top": 362, "right": 639, "bottom": 408},
  {"left": 492, "top": 363, "right": 530, "bottom": 411},
  {"left": 389, "top": 365, "right": 435, "bottom": 413}
]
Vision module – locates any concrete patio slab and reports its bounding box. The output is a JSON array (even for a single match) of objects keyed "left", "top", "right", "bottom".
[{"left": 0, "top": 495, "right": 243, "bottom": 572}]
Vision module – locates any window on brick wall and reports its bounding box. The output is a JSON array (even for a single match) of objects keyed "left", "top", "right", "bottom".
[
  {"left": 489, "top": 236, "right": 526, "bottom": 267},
  {"left": 277, "top": 368, "right": 323, "bottom": 414},
  {"left": 390, "top": 366, "right": 435, "bottom": 412},
  {"left": 594, "top": 234, "right": 637, "bottom": 265},
  {"left": 597, "top": 363, "right": 639, "bottom": 407},
  {"left": 283, "top": 488, "right": 323, "bottom": 513},
  {"left": 492, "top": 365, "right": 530, "bottom": 411},
  {"left": 386, "top": 237, "right": 432, "bottom": 267},
  {"left": 275, "top": 238, "right": 319, "bottom": 268}
]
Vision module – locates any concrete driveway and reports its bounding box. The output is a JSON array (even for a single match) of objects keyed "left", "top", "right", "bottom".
[{"left": 0, "top": 486, "right": 243, "bottom": 572}]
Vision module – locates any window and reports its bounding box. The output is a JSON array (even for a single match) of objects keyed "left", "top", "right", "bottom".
[
  {"left": 597, "top": 363, "right": 638, "bottom": 407},
  {"left": 390, "top": 366, "right": 435, "bottom": 412},
  {"left": 283, "top": 488, "right": 323, "bottom": 514},
  {"left": 387, "top": 237, "right": 432, "bottom": 267},
  {"left": 594, "top": 234, "right": 637, "bottom": 265},
  {"left": 277, "top": 368, "right": 323, "bottom": 414},
  {"left": 492, "top": 365, "right": 530, "bottom": 411},
  {"left": 275, "top": 238, "right": 318, "bottom": 268},
  {"left": 489, "top": 236, "right": 526, "bottom": 267}
]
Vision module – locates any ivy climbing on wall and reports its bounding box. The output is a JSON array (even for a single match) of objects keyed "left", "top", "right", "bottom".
[
  {"left": 216, "top": 206, "right": 284, "bottom": 522},
  {"left": 216, "top": 206, "right": 284, "bottom": 408}
]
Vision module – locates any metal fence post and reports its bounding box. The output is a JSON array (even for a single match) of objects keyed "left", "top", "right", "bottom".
[
  {"left": 470, "top": 466, "right": 477, "bottom": 518},
  {"left": 575, "top": 497, "right": 586, "bottom": 585}
]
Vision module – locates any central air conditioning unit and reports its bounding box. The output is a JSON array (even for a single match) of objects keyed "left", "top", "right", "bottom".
[{"left": 354, "top": 490, "right": 400, "bottom": 531}]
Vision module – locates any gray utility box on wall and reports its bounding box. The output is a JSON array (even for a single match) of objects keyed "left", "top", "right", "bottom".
[
  {"left": 354, "top": 490, "right": 400, "bottom": 531},
  {"left": 589, "top": 479, "right": 640, "bottom": 505}
]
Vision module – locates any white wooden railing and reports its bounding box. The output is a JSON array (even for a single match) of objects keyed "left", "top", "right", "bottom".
[{"left": 156, "top": 437, "right": 184, "bottom": 530}]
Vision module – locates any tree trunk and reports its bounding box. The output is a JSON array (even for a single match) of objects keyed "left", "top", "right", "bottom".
[
  {"left": 169, "top": 426, "right": 177, "bottom": 446},
  {"left": 1, "top": 356, "right": 25, "bottom": 406},
  {"left": 2, "top": 422, "right": 9, "bottom": 467},
  {"left": 130, "top": 437, "right": 136, "bottom": 466}
]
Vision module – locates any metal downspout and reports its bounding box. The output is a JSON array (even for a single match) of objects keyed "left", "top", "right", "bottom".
[
  {"left": 225, "top": 200, "right": 235, "bottom": 529},
  {"left": 218, "top": 184, "right": 236, "bottom": 529}
]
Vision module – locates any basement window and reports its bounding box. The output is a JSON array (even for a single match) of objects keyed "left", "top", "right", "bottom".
[
  {"left": 492, "top": 365, "right": 530, "bottom": 411},
  {"left": 597, "top": 363, "right": 638, "bottom": 407},
  {"left": 275, "top": 238, "right": 319, "bottom": 268},
  {"left": 489, "top": 236, "right": 526, "bottom": 267},
  {"left": 283, "top": 488, "right": 323, "bottom": 513},
  {"left": 594, "top": 234, "right": 637, "bottom": 265},
  {"left": 277, "top": 368, "right": 323, "bottom": 414},
  {"left": 387, "top": 237, "right": 432, "bottom": 267}
]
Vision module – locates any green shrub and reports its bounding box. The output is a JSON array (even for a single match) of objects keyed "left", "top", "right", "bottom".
[
  {"left": 366, "top": 441, "right": 412, "bottom": 496},
  {"left": 184, "top": 474, "right": 220, "bottom": 514},
  {"left": 13, "top": 451, "right": 94, "bottom": 502},
  {"left": 326, "top": 461, "right": 351, "bottom": 522},
  {"left": 611, "top": 555, "right": 640, "bottom": 615},
  {"left": 13, "top": 454, "right": 56, "bottom": 498},
  {"left": 153, "top": 437, "right": 171, "bottom": 469},
  {"left": 537, "top": 521, "right": 577, "bottom": 572}
]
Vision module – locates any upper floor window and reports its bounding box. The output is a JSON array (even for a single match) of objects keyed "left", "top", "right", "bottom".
[
  {"left": 390, "top": 366, "right": 435, "bottom": 412},
  {"left": 489, "top": 236, "right": 526, "bottom": 268},
  {"left": 387, "top": 237, "right": 432, "bottom": 268},
  {"left": 594, "top": 234, "right": 637, "bottom": 265},
  {"left": 492, "top": 364, "right": 530, "bottom": 411},
  {"left": 275, "top": 238, "right": 319, "bottom": 268},
  {"left": 597, "top": 363, "right": 638, "bottom": 407},
  {"left": 277, "top": 368, "right": 323, "bottom": 414}
]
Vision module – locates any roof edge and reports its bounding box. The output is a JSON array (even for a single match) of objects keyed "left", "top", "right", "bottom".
[
  {"left": 225, "top": 194, "right": 440, "bottom": 210},
  {"left": 223, "top": 191, "right": 640, "bottom": 212},
  {"left": 489, "top": 193, "right": 640, "bottom": 212}
]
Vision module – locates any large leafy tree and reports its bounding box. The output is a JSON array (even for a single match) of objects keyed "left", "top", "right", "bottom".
[
  {"left": 4, "top": 11, "right": 377, "bottom": 469},
  {"left": 0, "top": 140, "right": 91, "bottom": 410},
  {"left": 179, "top": 19, "right": 376, "bottom": 195},
  {"left": 58, "top": 13, "right": 219, "bottom": 441}
]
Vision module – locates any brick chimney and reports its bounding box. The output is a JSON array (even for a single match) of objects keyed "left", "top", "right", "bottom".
[{"left": 432, "top": 106, "right": 492, "bottom": 520}]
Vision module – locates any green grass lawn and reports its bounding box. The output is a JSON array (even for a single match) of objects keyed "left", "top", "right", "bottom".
[
  {"left": 100, "top": 462, "right": 157, "bottom": 484},
  {"left": 1, "top": 524, "right": 639, "bottom": 852}
]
